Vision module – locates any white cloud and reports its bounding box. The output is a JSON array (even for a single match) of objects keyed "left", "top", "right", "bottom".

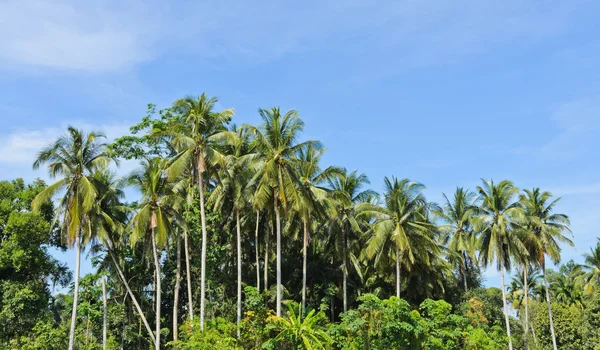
[{"left": 0, "top": 0, "right": 587, "bottom": 72}]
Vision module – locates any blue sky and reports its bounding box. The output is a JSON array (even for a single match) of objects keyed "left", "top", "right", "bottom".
[{"left": 1, "top": 0, "right": 599, "bottom": 287}]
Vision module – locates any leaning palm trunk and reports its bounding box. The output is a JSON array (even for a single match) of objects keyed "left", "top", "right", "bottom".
[
  {"left": 102, "top": 276, "right": 107, "bottom": 350},
  {"left": 68, "top": 232, "right": 81, "bottom": 350},
  {"left": 236, "top": 209, "right": 242, "bottom": 339},
  {"left": 173, "top": 229, "right": 182, "bottom": 341},
  {"left": 255, "top": 210, "right": 261, "bottom": 291},
  {"left": 542, "top": 263, "right": 558, "bottom": 350},
  {"left": 500, "top": 266, "right": 513, "bottom": 350},
  {"left": 274, "top": 192, "right": 282, "bottom": 317},
  {"left": 524, "top": 266, "right": 529, "bottom": 350},
  {"left": 342, "top": 230, "right": 348, "bottom": 312},
  {"left": 302, "top": 217, "right": 309, "bottom": 314},
  {"left": 183, "top": 226, "right": 193, "bottom": 321},
  {"left": 107, "top": 245, "right": 156, "bottom": 347},
  {"left": 198, "top": 164, "right": 208, "bottom": 331},
  {"left": 151, "top": 228, "right": 161, "bottom": 350}
]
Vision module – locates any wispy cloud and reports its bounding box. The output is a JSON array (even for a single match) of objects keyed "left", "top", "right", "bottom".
[{"left": 0, "top": 0, "right": 586, "bottom": 73}]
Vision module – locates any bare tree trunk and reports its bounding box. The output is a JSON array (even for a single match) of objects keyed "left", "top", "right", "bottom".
[
  {"left": 198, "top": 168, "right": 208, "bottom": 331},
  {"left": 500, "top": 266, "right": 513, "bottom": 350},
  {"left": 255, "top": 210, "right": 261, "bottom": 292},
  {"left": 184, "top": 226, "right": 193, "bottom": 322},
  {"left": 531, "top": 322, "right": 539, "bottom": 348},
  {"left": 342, "top": 230, "right": 348, "bottom": 313},
  {"left": 542, "top": 263, "right": 558, "bottom": 350},
  {"left": 173, "top": 229, "right": 182, "bottom": 341},
  {"left": 236, "top": 209, "right": 242, "bottom": 339},
  {"left": 68, "top": 232, "right": 81, "bottom": 350},
  {"left": 151, "top": 228, "right": 161, "bottom": 350},
  {"left": 102, "top": 276, "right": 107, "bottom": 350},
  {"left": 302, "top": 217, "right": 309, "bottom": 314},
  {"left": 396, "top": 247, "right": 401, "bottom": 298},
  {"left": 274, "top": 192, "right": 282, "bottom": 317},
  {"left": 107, "top": 246, "right": 156, "bottom": 347},
  {"left": 524, "top": 266, "right": 529, "bottom": 350}
]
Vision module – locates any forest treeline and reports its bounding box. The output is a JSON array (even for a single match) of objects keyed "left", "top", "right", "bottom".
[{"left": 1, "top": 94, "right": 600, "bottom": 349}]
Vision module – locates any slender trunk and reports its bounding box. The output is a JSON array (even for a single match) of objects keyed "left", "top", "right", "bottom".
[
  {"left": 302, "top": 217, "right": 309, "bottom": 314},
  {"left": 500, "top": 266, "right": 513, "bottom": 350},
  {"left": 531, "top": 322, "right": 539, "bottom": 348},
  {"left": 542, "top": 263, "right": 558, "bottom": 350},
  {"left": 107, "top": 246, "right": 156, "bottom": 347},
  {"left": 462, "top": 255, "right": 468, "bottom": 293},
  {"left": 173, "top": 229, "right": 182, "bottom": 341},
  {"left": 68, "top": 233, "right": 81, "bottom": 350},
  {"left": 198, "top": 169, "right": 208, "bottom": 331},
  {"left": 236, "top": 209, "right": 242, "bottom": 339},
  {"left": 151, "top": 228, "right": 161, "bottom": 350},
  {"left": 255, "top": 210, "right": 261, "bottom": 292},
  {"left": 342, "top": 230, "right": 348, "bottom": 313},
  {"left": 274, "top": 192, "right": 282, "bottom": 317},
  {"left": 183, "top": 226, "right": 193, "bottom": 321},
  {"left": 524, "top": 266, "right": 529, "bottom": 350},
  {"left": 264, "top": 220, "right": 271, "bottom": 292},
  {"left": 396, "top": 246, "right": 401, "bottom": 299},
  {"left": 102, "top": 277, "right": 107, "bottom": 350}
]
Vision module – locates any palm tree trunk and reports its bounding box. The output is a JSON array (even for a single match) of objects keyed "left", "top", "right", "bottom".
[
  {"left": 107, "top": 244, "right": 156, "bottom": 344},
  {"left": 542, "top": 263, "right": 558, "bottom": 350},
  {"left": 342, "top": 230, "right": 348, "bottom": 313},
  {"left": 173, "top": 229, "right": 182, "bottom": 341},
  {"left": 151, "top": 228, "right": 161, "bottom": 350},
  {"left": 236, "top": 209, "right": 242, "bottom": 339},
  {"left": 524, "top": 266, "right": 529, "bottom": 350},
  {"left": 302, "top": 217, "right": 309, "bottom": 314},
  {"left": 255, "top": 210, "right": 261, "bottom": 292},
  {"left": 274, "top": 192, "right": 282, "bottom": 317},
  {"left": 500, "top": 266, "right": 513, "bottom": 350},
  {"left": 68, "top": 232, "right": 81, "bottom": 350},
  {"left": 198, "top": 169, "right": 208, "bottom": 331},
  {"left": 462, "top": 254, "right": 468, "bottom": 293},
  {"left": 183, "top": 226, "right": 193, "bottom": 322},
  {"left": 264, "top": 220, "right": 270, "bottom": 292},
  {"left": 102, "top": 276, "right": 107, "bottom": 350},
  {"left": 396, "top": 247, "right": 401, "bottom": 299},
  {"left": 107, "top": 245, "right": 156, "bottom": 347}
]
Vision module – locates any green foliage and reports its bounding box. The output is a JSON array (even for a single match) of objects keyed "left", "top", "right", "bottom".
[
  {"left": 530, "top": 300, "right": 584, "bottom": 350},
  {"left": 264, "top": 303, "right": 331, "bottom": 349},
  {"left": 169, "top": 318, "right": 240, "bottom": 350}
]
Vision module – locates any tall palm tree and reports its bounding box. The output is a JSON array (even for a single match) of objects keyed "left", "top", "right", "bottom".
[
  {"left": 435, "top": 187, "right": 477, "bottom": 292},
  {"left": 209, "top": 125, "right": 257, "bottom": 337},
  {"left": 128, "top": 158, "right": 182, "bottom": 349},
  {"left": 167, "top": 93, "right": 234, "bottom": 329},
  {"left": 519, "top": 188, "right": 572, "bottom": 350},
  {"left": 325, "top": 169, "right": 376, "bottom": 312},
  {"left": 32, "top": 127, "right": 112, "bottom": 350},
  {"left": 364, "top": 177, "right": 438, "bottom": 299},
  {"left": 294, "top": 144, "right": 341, "bottom": 313},
  {"left": 582, "top": 239, "right": 600, "bottom": 294},
  {"left": 474, "top": 179, "right": 526, "bottom": 350},
  {"left": 249, "top": 107, "right": 319, "bottom": 317}
]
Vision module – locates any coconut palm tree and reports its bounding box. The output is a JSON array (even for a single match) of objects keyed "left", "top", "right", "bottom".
[
  {"left": 325, "top": 169, "right": 376, "bottom": 312},
  {"left": 435, "top": 187, "right": 478, "bottom": 293},
  {"left": 208, "top": 125, "right": 257, "bottom": 337},
  {"left": 128, "top": 158, "right": 182, "bottom": 349},
  {"left": 167, "top": 93, "right": 234, "bottom": 330},
  {"left": 519, "top": 188, "right": 572, "bottom": 350},
  {"left": 582, "top": 239, "right": 600, "bottom": 294},
  {"left": 32, "top": 127, "right": 112, "bottom": 350},
  {"left": 364, "top": 177, "right": 439, "bottom": 300},
  {"left": 294, "top": 144, "right": 342, "bottom": 313},
  {"left": 474, "top": 179, "right": 526, "bottom": 350},
  {"left": 248, "top": 107, "right": 320, "bottom": 317}
]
